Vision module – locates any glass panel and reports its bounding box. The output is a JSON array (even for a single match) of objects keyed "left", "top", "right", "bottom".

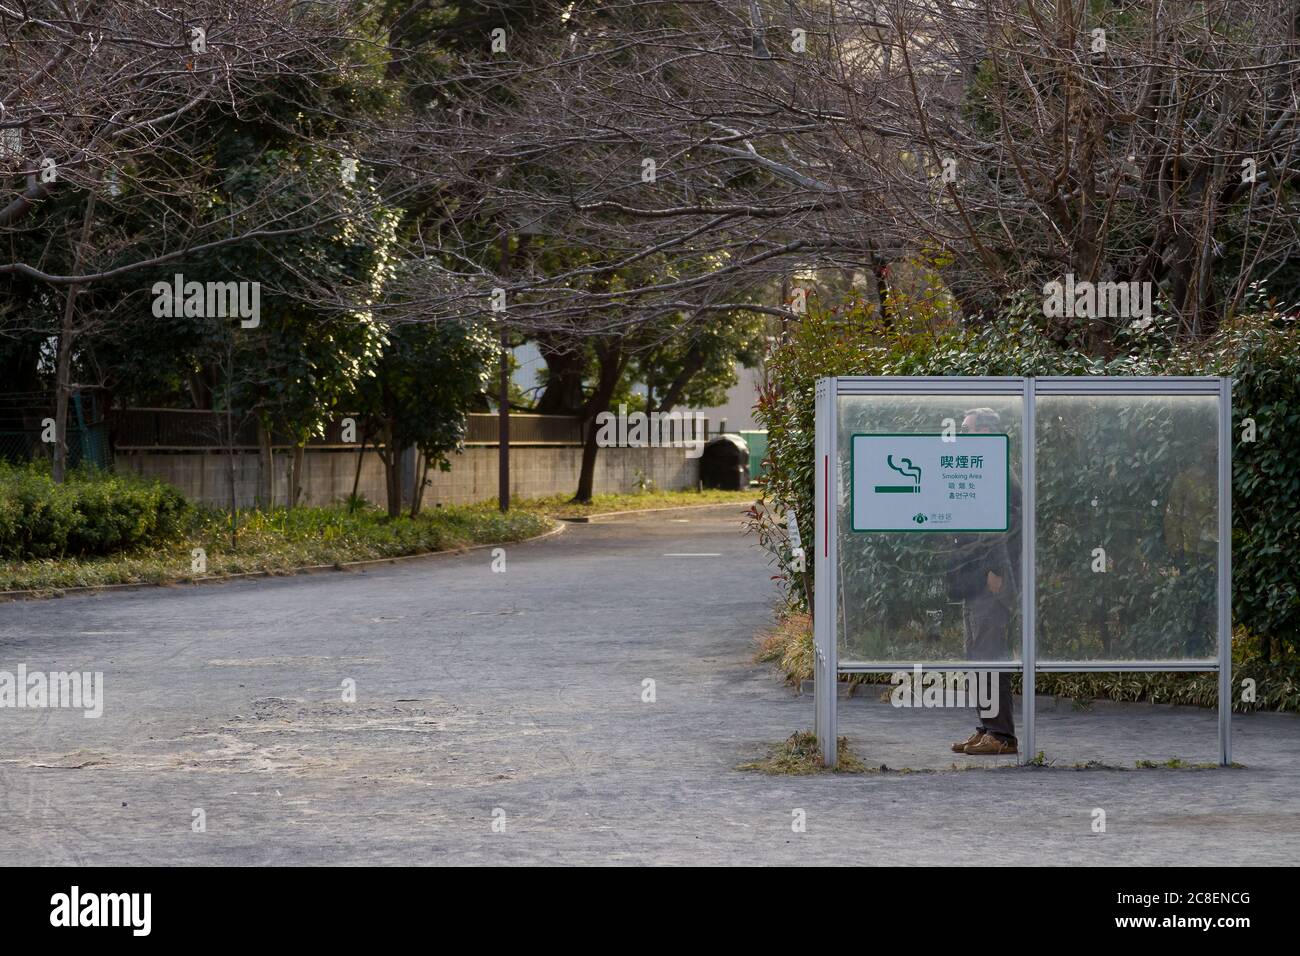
[
  {"left": 837, "top": 394, "right": 1022, "bottom": 664},
  {"left": 1036, "top": 394, "right": 1219, "bottom": 662}
]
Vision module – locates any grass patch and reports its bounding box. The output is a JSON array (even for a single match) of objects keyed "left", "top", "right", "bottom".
[
  {"left": 736, "top": 735, "right": 1237, "bottom": 775},
  {"left": 512, "top": 488, "right": 756, "bottom": 519},
  {"left": 1069, "top": 758, "right": 1235, "bottom": 770},
  {"left": 737, "top": 731, "right": 868, "bottom": 774},
  {"left": 737, "top": 733, "right": 1024, "bottom": 775},
  {"left": 1135, "top": 757, "right": 1202, "bottom": 769},
  {"left": 0, "top": 482, "right": 740, "bottom": 595},
  {"left": 0, "top": 500, "right": 554, "bottom": 594}
]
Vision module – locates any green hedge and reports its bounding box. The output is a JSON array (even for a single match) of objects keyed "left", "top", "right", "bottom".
[
  {"left": 755, "top": 301, "right": 1300, "bottom": 656},
  {"left": 0, "top": 463, "right": 190, "bottom": 559}
]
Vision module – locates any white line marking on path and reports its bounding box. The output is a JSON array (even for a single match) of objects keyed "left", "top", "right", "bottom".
[{"left": 662, "top": 553, "right": 721, "bottom": 557}]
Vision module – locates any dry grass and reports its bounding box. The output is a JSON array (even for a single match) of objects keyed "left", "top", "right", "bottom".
[
  {"left": 736, "top": 731, "right": 868, "bottom": 774},
  {"left": 754, "top": 611, "right": 815, "bottom": 685}
]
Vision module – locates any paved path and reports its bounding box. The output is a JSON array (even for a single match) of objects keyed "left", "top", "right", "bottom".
[{"left": 1, "top": 505, "right": 1297, "bottom": 865}]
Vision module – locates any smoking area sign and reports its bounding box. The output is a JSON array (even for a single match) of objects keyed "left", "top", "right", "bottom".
[{"left": 850, "top": 433, "right": 1009, "bottom": 532}]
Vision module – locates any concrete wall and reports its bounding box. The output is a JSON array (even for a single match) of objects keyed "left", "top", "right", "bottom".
[
  {"left": 116, "top": 444, "right": 700, "bottom": 509},
  {"left": 116, "top": 448, "right": 389, "bottom": 510}
]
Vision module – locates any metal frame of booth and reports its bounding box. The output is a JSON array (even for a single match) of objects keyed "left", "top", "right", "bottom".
[{"left": 813, "top": 376, "right": 1232, "bottom": 767}]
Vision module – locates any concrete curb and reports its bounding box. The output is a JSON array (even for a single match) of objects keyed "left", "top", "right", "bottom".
[
  {"left": 558, "top": 500, "right": 755, "bottom": 523},
  {"left": 0, "top": 519, "right": 566, "bottom": 604}
]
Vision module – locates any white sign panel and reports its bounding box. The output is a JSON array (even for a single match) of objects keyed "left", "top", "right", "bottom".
[{"left": 851, "top": 433, "right": 1009, "bottom": 532}]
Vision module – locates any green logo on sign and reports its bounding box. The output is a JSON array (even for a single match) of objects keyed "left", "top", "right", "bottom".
[{"left": 875, "top": 455, "right": 922, "bottom": 494}]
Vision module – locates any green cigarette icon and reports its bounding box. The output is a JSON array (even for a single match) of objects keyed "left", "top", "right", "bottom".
[{"left": 875, "top": 454, "right": 922, "bottom": 493}]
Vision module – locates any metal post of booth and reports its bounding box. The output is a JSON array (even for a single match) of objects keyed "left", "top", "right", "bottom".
[
  {"left": 1021, "top": 377, "right": 1037, "bottom": 764},
  {"left": 813, "top": 378, "right": 839, "bottom": 768},
  {"left": 1218, "top": 376, "right": 1233, "bottom": 766},
  {"left": 813, "top": 379, "right": 823, "bottom": 755}
]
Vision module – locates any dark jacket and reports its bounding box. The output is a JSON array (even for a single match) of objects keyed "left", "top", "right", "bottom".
[{"left": 944, "top": 476, "right": 1022, "bottom": 605}]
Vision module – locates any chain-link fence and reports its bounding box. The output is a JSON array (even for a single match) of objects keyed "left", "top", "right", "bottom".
[{"left": 0, "top": 391, "right": 111, "bottom": 470}]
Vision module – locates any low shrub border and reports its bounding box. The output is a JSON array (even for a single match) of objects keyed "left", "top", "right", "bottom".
[
  {"left": 0, "top": 498, "right": 555, "bottom": 596},
  {"left": 0, "top": 462, "right": 189, "bottom": 560}
]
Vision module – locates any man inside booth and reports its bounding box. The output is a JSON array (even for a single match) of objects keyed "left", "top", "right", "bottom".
[{"left": 946, "top": 407, "right": 1021, "bottom": 756}]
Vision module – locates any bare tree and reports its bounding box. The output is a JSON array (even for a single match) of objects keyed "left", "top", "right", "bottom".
[
  {"left": 9, "top": 0, "right": 1297, "bottom": 494},
  {"left": 359, "top": 0, "right": 1300, "bottom": 351},
  {"left": 0, "top": 0, "right": 388, "bottom": 480}
]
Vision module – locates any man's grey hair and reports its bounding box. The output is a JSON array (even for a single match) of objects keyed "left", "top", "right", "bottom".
[{"left": 963, "top": 407, "right": 1002, "bottom": 429}]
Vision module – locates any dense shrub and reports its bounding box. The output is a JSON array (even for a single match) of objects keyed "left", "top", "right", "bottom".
[
  {"left": 754, "top": 297, "right": 1299, "bottom": 657},
  {"left": 1219, "top": 319, "right": 1300, "bottom": 658},
  {"left": 0, "top": 463, "right": 190, "bottom": 559}
]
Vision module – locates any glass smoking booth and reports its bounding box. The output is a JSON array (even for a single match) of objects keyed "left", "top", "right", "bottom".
[{"left": 812, "top": 376, "right": 1232, "bottom": 767}]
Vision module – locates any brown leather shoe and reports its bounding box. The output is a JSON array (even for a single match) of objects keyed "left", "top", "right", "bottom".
[
  {"left": 951, "top": 730, "right": 984, "bottom": 753},
  {"left": 964, "top": 733, "right": 1018, "bottom": 755}
]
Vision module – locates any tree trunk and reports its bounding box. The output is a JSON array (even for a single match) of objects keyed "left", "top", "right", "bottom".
[
  {"left": 534, "top": 335, "right": 587, "bottom": 414},
  {"left": 654, "top": 347, "right": 708, "bottom": 415},
  {"left": 289, "top": 443, "right": 306, "bottom": 508},
  {"left": 186, "top": 366, "right": 217, "bottom": 409},
  {"left": 574, "top": 418, "right": 603, "bottom": 504},
  {"left": 572, "top": 341, "right": 627, "bottom": 503},
  {"left": 350, "top": 434, "right": 368, "bottom": 505},
  {"left": 381, "top": 421, "right": 402, "bottom": 518},
  {"left": 257, "top": 420, "right": 274, "bottom": 508},
  {"left": 409, "top": 450, "right": 431, "bottom": 518},
  {"left": 51, "top": 311, "right": 74, "bottom": 484},
  {"left": 386, "top": 456, "right": 402, "bottom": 518},
  {"left": 52, "top": 191, "right": 97, "bottom": 484},
  {"left": 225, "top": 406, "right": 239, "bottom": 550},
  {"left": 871, "top": 257, "right": 892, "bottom": 325}
]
